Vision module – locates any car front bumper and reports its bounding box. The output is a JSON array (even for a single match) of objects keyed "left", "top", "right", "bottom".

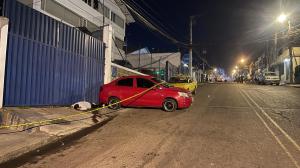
[
  {"left": 177, "top": 96, "right": 193, "bottom": 108},
  {"left": 264, "top": 80, "right": 280, "bottom": 84}
]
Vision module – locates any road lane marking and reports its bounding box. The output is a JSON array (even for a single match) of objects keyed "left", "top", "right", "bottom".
[
  {"left": 207, "top": 105, "right": 251, "bottom": 109},
  {"left": 239, "top": 89, "right": 300, "bottom": 168},
  {"left": 241, "top": 89, "right": 300, "bottom": 153}
]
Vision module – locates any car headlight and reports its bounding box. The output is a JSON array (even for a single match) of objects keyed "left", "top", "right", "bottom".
[{"left": 178, "top": 92, "right": 189, "bottom": 98}]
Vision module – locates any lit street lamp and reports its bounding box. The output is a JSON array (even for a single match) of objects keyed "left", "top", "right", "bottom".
[
  {"left": 240, "top": 59, "right": 245, "bottom": 64},
  {"left": 277, "top": 13, "right": 288, "bottom": 23},
  {"left": 276, "top": 13, "right": 293, "bottom": 83}
]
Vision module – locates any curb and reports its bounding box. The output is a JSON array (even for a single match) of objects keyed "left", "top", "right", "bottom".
[
  {"left": 0, "top": 114, "right": 117, "bottom": 167},
  {"left": 283, "top": 85, "right": 300, "bottom": 88}
]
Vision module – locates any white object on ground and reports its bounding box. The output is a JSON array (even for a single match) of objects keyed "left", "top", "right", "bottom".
[{"left": 71, "top": 101, "right": 92, "bottom": 111}]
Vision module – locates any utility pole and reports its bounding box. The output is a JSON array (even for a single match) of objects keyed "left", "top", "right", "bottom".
[
  {"left": 288, "top": 20, "right": 293, "bottom": 83},
  {"left": 102, "top": 0, "right": 105, "bottom": 26},
  {"left": 189, "top": 16, "right": 193, "bottom": 77}
]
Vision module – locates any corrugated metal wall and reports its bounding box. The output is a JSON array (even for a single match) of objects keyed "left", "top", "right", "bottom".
[{"left": 3, "top": 0, "right": 105, "bottom": 106}]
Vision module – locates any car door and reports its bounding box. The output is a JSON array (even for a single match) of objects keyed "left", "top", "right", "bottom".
[
  {"left": 114, "top": 78, "right": 137, "bottom": 106},
  {"left": 134, "top": 78, "right": 164, "bottom": 107}
]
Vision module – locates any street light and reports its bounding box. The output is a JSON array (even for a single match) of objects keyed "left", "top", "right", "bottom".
[
  {"left": 277, "top": 13, "right": 288, "bottom": 23},
  {"left": 240, "top": 59, "right": 245, "bottom": 63},
  {"left": 235, "top": 66, "right": 238, "bottom": 69},
  {"left": 276, "top": 13, "right": 293, "bottom": 83},
  {"left": 214, "top": 68, "right": 217, "bottom": 72}
]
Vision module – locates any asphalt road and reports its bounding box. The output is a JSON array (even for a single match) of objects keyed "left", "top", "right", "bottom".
[{"left": 19, "top": 84, "right": 300, "bottom": 168}]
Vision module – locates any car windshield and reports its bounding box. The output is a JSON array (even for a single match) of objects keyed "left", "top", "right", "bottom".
[
  {"left": 265, "top": 72, "right": 277, "bottom": 76},
  {"left": 169, "top": 77, "right": 189, "bottom": 83}
]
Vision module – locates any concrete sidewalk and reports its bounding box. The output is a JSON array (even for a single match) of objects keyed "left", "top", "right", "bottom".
[
  {"left": 283, "top": 84, "right": 300, "bottom": 88},
  {"left": 0, "top": 106, "right": 120, "bottom": 165}
]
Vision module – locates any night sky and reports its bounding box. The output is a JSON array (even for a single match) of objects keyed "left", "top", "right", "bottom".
[{"left": 125, "top": 0, "right": 299, "bottom": 73}]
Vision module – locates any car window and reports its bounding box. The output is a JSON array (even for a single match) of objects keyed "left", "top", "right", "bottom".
[
  {"left": 169, "top": 77, "right": 188, "bottom": 83},
  {"left": 117, "top": 78, "right": 133, "bottom": 87},
  {"left": 137, "top": 78, "right": 155, "bottom": 88},
  {"left": 151, "top": 78, "right": 170, "bottom": 88}
]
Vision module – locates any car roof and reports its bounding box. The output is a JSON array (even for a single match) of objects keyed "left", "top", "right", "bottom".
[{"left": 119, "top": 75, "right": 153, "bottom": 79}]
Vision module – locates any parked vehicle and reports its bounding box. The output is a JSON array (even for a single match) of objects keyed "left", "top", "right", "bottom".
[
  {"left": 295, "top": 65, "right": 300, "bottom": 84},
  {"left": 258, "top": 72, "right": 280, "bottom": 85},
  {"left": 168, "top": 75, "right": 198, "bottom": 94},
  {"left": 99, "top": 75, "right": 193, "bottom": 112}
]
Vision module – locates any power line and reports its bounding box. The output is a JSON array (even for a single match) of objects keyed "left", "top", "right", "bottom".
[{"left": 120, "top": 0, "right": 189, "bottom": 47}]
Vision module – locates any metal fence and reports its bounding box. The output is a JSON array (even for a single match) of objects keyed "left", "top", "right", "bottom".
[
  {"left": 165, "top": 61, "right": 179, "bottom": 81},
  {"left": 3, "top": 0, "right": 105, "bottom": 106}
]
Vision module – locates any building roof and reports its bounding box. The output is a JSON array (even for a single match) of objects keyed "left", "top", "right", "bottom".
[
  {"left": 130, "top": 47, "right": 151, "bottom": 55},
  {"left": 126, "top": 52, "right": 181, "bottom": 69},
  {"left": 114, "top": 0, "right": 135, "bottom": 24}
]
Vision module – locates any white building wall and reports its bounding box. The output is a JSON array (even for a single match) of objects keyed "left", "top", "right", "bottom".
[
  {"left": 30, "top": 0, "right": 126, "bottom": 60},
  {"left": 0, "top": 17, "right": 9, "bottom": 108}
]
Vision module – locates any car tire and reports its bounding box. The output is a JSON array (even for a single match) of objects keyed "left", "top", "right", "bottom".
[
  {"left": 108, "top": 97, "right": 121, "bottom": 110},
  {"left": 162, "top": 98, "right": 177, "bottom": 112}
]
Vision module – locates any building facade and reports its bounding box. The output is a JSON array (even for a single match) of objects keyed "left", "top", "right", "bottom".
[{"left": 18, "top": 0, "right": 134, "bottom": 61}]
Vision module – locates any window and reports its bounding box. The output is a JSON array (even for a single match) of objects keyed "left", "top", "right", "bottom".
[
  {"left": 0, "top": 0, "right": 3, "bottom": 14},
  {"left": 98, "top": 2, "right": 110, "bottom": 18},
  {"left": 117, "top": 78, "right": 133, "bottom": 87},
  {"left": 86, "top": 21, "right": 99, "bottom": 32},
  {"left": 111, "top": 12, "right": 125, "bottom": 28},
  {"left": 169, "top": 77, "right": 188, "bottom": 83},
  {"left": 93, "top": 0, "right": 98, "bottom": 10},
  {"left": 137, "top": 78, "right": 155, "bottom": 88},
  {"left": 87, "top": 0, "right": 91, "bottom": 6}
]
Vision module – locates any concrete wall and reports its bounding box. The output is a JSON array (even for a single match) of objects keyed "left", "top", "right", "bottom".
[
  {"left": 0, "top": 17, "right": 9, "bottom": 108},
  {"left": 103, "top": 25, "right": 113, "bottom": 84}
]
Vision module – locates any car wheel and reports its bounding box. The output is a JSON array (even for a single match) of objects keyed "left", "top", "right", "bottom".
[
  {"left": 108, "top": 97, "right": 121, "bottom": 110},
  {"left": 163, "top": 98, "right": 177, "bottom": 112}
]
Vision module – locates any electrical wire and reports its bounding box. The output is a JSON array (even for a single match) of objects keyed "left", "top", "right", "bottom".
[{"left": 119, "top": 0, "right": 189, "bottom": 47}]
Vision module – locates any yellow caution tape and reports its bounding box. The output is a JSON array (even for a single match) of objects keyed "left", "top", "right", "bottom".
[{"left": 0, "top": 82, "right": 165, "bottom": 129}]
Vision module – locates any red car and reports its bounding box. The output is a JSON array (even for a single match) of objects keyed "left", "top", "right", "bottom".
[{"left": 99, "top": 75, "right": 193, "bottom": 112}]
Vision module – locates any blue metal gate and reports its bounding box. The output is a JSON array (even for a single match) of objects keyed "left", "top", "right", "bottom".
[{"left": 3, "top": 0, "right": 105, "bottom": 106}]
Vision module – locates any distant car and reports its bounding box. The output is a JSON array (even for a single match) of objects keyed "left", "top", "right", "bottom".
[
  {"left": 258, "top": 72, "right": 280, "bottom": 85},
  {"left": 99, "top": 75, "right": 193, "bottom": 112},
  {"left": 168, "top": 76, "right": 198, "bottom": 94}
]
